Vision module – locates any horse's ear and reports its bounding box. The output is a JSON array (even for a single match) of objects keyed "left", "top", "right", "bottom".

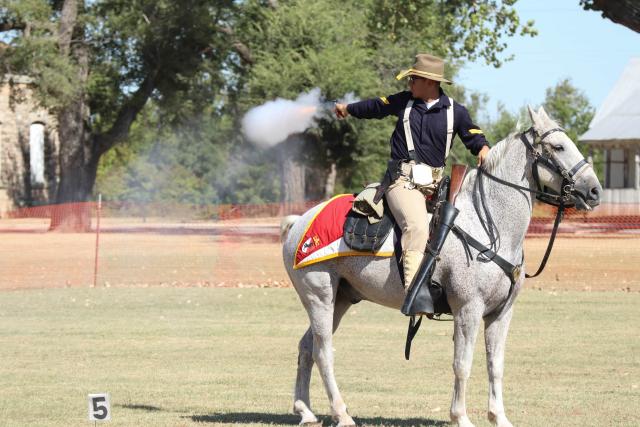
[
  {"left": 527, "top": 105, "right": 539, "bottom": 125},
  {"left": 537, "top": 106, "right": 550, "bottom": 121}
]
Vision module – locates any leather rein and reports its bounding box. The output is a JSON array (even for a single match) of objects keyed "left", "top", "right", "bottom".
[{"left": 453, "top": 126, "right": 590, "bottom": 287}]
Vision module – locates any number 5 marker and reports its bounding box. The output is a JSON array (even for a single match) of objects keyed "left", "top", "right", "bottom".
[{"left": 88, "top": 393, "right": 111, "bottom": 422}]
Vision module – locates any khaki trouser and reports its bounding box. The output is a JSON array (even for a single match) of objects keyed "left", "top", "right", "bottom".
[
  {"left": 385, "top": 165, "right": 435, "bottom": 253},
  {"left": 386, "top": 162, "right": 440, "bottom": 289}
]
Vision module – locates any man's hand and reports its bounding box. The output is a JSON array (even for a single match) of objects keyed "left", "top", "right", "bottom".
[
  {"left": 334, "top": 103, "right": 349, "bottom": 119},
  {"left": 477, "top": 145, "right": 490, "bottom": 166}
]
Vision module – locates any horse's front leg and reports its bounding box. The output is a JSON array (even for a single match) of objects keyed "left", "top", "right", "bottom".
[
  {"left": 484, "top": 307, "right": 514, "bottom": 427},
  {"left": 450, "top": 304, "right": 483, "bottom": 427}
]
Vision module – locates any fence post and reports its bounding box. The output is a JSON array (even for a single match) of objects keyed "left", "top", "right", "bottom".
[{"left": 93, "top": 194, "right": 102, "bottom": 288}]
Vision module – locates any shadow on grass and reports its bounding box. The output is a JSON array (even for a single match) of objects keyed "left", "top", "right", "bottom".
[
  {"left": 187, "top": 412, "right": 447, "bottom": 426},
  {"left": 117, "top": 403, "right": 163, "bottom": 412}
]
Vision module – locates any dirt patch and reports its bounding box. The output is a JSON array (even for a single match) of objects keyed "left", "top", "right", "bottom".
[{"left": 0, "top": 222, "right": 638, "bottom": 291}]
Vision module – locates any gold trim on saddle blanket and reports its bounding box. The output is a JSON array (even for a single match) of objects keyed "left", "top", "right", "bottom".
[{"left": 293, "top": 194, "right": 394, "bottom": 270}]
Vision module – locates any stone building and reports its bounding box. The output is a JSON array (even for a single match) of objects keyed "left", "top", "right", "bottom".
[{"left": 0, "top": 75, "right": 60, "bottom": 214}]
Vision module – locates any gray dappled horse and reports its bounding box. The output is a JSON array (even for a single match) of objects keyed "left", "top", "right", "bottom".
[{"left": 281, "top": 106, "right": 602, "bottom": 427}]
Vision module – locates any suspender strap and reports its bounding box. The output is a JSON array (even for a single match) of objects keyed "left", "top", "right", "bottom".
[
  {"left": 444, "top": 97, "right": 454, "bottom": 160},
  {"left": 403, "top": 100, "right": 415, "bottom": 160},
  {"left": 402, "top": 98, "right": 455, "bottom": 163}
]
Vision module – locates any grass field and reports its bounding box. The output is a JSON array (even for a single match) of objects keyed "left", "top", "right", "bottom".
[{"left": 0, "top": 287, "right": 638, "bottom": 426}]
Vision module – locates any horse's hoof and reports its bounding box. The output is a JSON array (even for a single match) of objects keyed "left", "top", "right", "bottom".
[{"left": 453, "top": 415, "right": 476, "bottom": 427}]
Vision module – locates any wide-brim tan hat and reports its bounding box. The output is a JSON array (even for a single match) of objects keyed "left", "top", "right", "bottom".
[{"left": 396, "top": 53, "right": 453, "bottom": 84}]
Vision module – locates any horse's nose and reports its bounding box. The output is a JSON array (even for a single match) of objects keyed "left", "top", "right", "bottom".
[{"left": 588, "top": 185, "right": 601, "bottom": 204}]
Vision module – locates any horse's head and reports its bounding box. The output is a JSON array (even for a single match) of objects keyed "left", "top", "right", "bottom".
[{"left": 525, "top": 106, "right": 602, "bottom": 211}]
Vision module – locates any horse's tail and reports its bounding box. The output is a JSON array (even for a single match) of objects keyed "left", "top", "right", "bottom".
[{"left": 280, "top": 215, "right": 300, "bottom": 242}]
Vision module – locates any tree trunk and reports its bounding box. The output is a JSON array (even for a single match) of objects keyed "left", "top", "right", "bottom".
[
  {"left": 50, "top": 124, "right": 99, "bottom": 231},
  {"left": 277, "top": 136, "right": 306, "bottom": 214},
  {"left": 323, "top": 162, "right": 337, "bottom": 199},
  {"left": 50, "top": 100, "right": 96, "bottom": 231},
  {"left": 49, "top": 0, "right": 157, "bottom": 230},
  {"left": 50, "top": 0, "right": 94, "bottom": 231}
]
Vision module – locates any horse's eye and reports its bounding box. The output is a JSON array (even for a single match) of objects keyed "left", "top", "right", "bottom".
[{"left": 552, "top": 144, "right": 564, "bottom": 152}]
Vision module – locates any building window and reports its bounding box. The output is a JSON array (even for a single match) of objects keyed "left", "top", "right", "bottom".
[
  {"left": 29, "top": 123, "right": 45, "bottom": 186},
  {"left": 606, "top": 148, "right": 627, "bottom": 189}
]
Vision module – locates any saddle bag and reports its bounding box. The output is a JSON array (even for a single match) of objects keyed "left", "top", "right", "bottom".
[{"left": 343, "top": 209, "right": 394, "bottom": 253}]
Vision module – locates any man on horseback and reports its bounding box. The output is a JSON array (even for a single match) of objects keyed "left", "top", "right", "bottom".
[{"left": 335, "top": 53, "right": 490, "bottom": 304}]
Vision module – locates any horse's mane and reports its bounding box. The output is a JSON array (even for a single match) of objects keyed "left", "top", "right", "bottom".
[
  {"left": 482, "top": 111, "right": 561, "bottom": 175},
  {"left": 480, "top": 131, "right": 521, "bottom": 176}
]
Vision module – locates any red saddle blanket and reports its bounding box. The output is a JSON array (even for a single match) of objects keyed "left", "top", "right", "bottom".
[{"left": 294, "top": 194, "right": 395, "bottom": 269}]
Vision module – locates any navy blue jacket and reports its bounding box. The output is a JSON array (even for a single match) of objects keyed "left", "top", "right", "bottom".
[{"left": 347, "top": 90, "right": 488, "bottom": 167}]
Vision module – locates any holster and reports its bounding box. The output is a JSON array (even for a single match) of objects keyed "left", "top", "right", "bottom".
[
  {"left": 373, "top": 159, "right": 403, "bottom": 204},
  {"left": 401, "top": 201, "right": 459, "bottom": 316}
]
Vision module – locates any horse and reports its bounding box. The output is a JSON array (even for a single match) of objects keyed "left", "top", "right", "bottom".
[{"left": 281, "top": 106, "right": 602, "bottom": 427}]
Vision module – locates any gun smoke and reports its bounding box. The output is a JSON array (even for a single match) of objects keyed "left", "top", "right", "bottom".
[{"left": 242, "top": 88, "right": 358, "bottom": 148}]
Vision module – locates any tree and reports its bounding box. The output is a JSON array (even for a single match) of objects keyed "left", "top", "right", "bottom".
[
  {"left": 543, "top": 78, "right": 602, "bottom": 178},
  {"left": 581, "top": 0, "right": 640, "bottom": 33},
  {"left": 543, "top": 78, "right": 594, "bottom": 148},
  {"left": 1, "top": 0, "right": 539, "bottom": 217},
  {"left": 236, "top": 0, "right": 382, "bottom": 201},
  {"left": 0, "top": 0, "right": 246, "bottom": 229},
  {"left": 236, "top": 0, "right": 537, "bottom": 201}
]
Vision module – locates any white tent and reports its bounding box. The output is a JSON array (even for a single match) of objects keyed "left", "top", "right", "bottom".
[{"left": 580, "top": 58, "right": 640, "bottom": 203}]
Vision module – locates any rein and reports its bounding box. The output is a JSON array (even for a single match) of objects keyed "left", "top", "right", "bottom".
[{"left": 456, "top": 126, "right": 587, "bottom": 285}]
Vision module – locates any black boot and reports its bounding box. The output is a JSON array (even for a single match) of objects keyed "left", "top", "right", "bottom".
[{"left": 401, "top": 201, "right": 459, "bottom": 316}]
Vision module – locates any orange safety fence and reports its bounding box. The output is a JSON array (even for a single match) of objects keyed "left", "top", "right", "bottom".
[
  {"left": 1, "top": 201, "right": 640, "bottom": 235},
  {"left": 528, "top": 203, "right": 640, "bottom": 235}
]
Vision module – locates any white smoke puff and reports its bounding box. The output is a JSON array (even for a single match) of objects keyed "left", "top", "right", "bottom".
[
  {"left": 338, "top": 92, "right": 359, "bottom": 105},
  {"left": 242, "top": 88, "right": 323, "bottom": 148}
]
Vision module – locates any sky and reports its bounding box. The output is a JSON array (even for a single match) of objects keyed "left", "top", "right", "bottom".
[{"left": 457, "top": 0, "right": 640, "bottom": 121}]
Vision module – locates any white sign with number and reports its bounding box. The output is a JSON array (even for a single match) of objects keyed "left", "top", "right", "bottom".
[{"left": 88, "top": 393, "right": 111, "bottom": 422}]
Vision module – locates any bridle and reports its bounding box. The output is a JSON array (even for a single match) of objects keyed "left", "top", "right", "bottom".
[
  {"left": 460, "top": 126, "right": 592, "bottom": 283},
  {"left": 481, "top": 126, "right": 591, "bottom": 208},
  {"left": 521, "top": 126, "right": 590, "bottom": 206}
]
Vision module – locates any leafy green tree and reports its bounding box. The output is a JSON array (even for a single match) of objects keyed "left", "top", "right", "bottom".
[
  {"left": 95, "top": 101, "right": 283, "bottom": 208},
  {"left": 0, "top": 0, "right": 245, "bottom": 229},
  {"left": 2, "top": 0, "right": 539, "bottom": 213},
  {"left": 237, "top": 0, "right": 537, "bottom": 199},
  {"left": 543, "top": 78, "right": 595, "bottom": 148},
  {"left": 543, "top": 78, "right": 600, "bottom": 178}
]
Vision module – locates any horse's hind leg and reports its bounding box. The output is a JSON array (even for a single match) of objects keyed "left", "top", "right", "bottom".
[
  {"left": 450, "top": 304, "right": 483, "bottom": 427},
  {"left": 484, "top": 307, "right": 514, "bottom": 427},
  {"left": 312, "top": 287, "right": 355, "bottom": 427},
  {"left": 294, "top": 327, "right": 318, "bottom": 425},
  {"left": 293, "top": 275, "right": 354, "bottom": 426}
]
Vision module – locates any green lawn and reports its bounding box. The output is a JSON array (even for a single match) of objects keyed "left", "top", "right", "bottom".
[{"left": 0, "top": 287, "right": 638, "bottom": 426}]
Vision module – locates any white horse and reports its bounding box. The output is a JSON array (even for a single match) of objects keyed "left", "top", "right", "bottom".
[{"left": 281, "top": 106, "right": 602, "bottom": 427}]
